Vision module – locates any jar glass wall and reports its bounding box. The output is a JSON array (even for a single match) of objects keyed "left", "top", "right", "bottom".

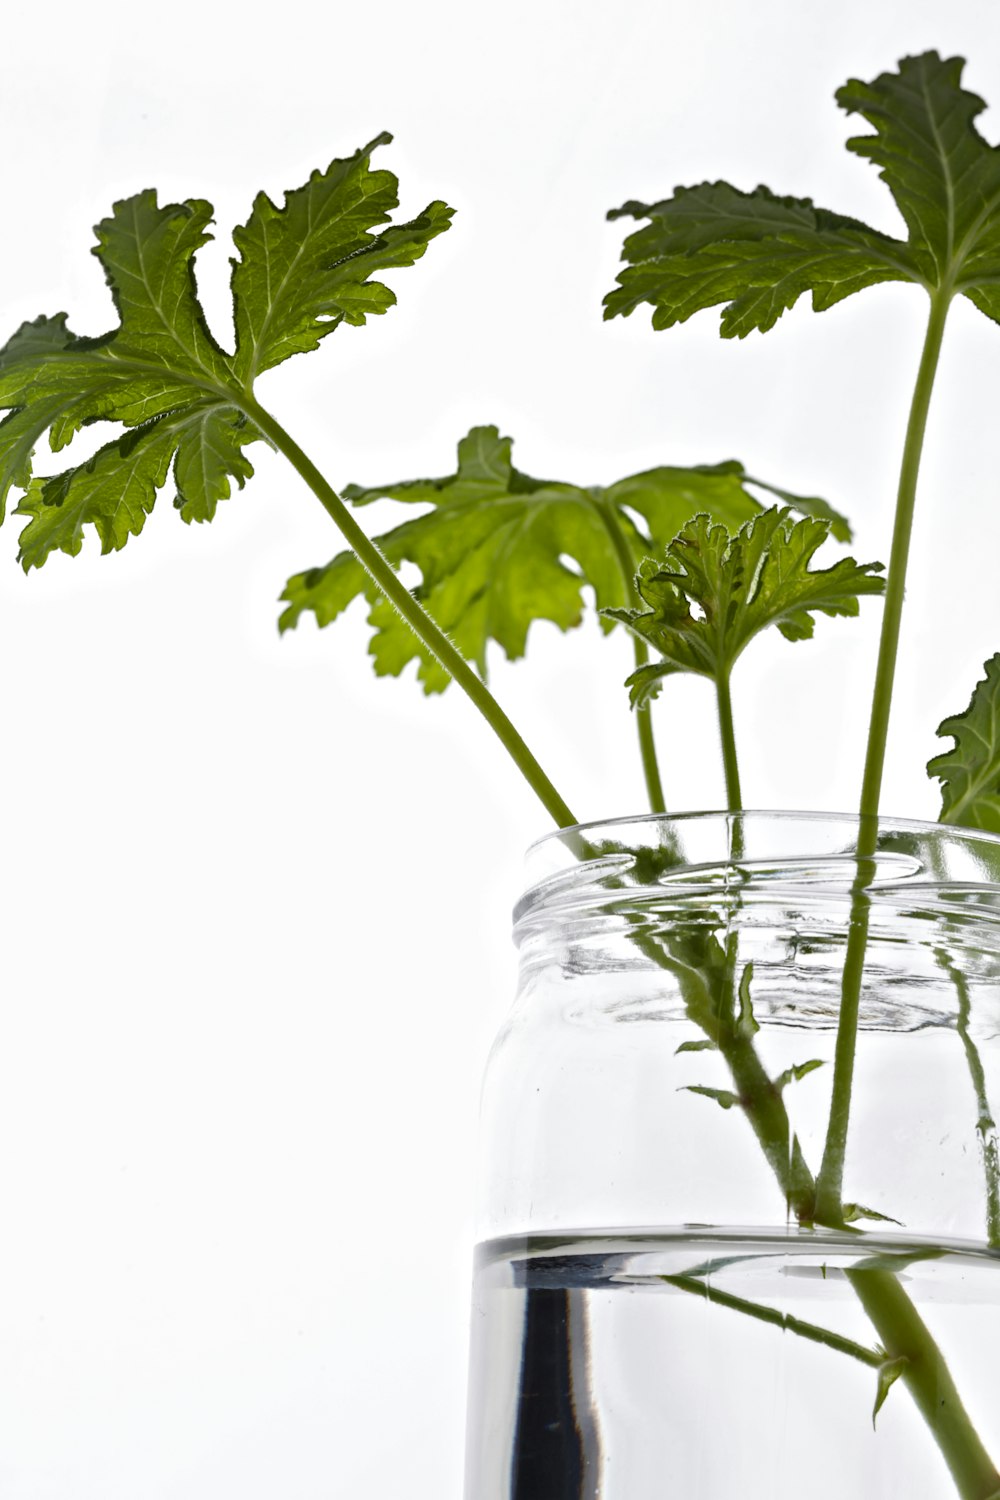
[{"left": 465, "top": 813, "right": 1000, "bottom": 1500}]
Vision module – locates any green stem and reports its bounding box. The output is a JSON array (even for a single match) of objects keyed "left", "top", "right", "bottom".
[
  {"left": 857, "top": 291, "right": 951, "bottom": 823},
  {"left": 624, "top": 921, "right": 998, "bottom": 1490},
  {"left": 815, "top": 290, "right": 952, "bottom": 1219},
  {"left": 715, "top": 669, "right": 742, "bottom": 813},
  {"left": 848, "top": 1267, "right": 1000, "bottom": 1500},
  {"left": 948, "top": 956, "right": 1000, "bottom": 1249},
  {"left": 591, "top": 491, "right": 667, "bottom": 814},
  {"left": 244, "top": 396, "right": 578, "bottom": 829},
  {"left": 634, "top": 642, "right": 667, "bottom": 814},
  {"left": 663, "top": 1273, "right": 883, "bottom": 1369}
]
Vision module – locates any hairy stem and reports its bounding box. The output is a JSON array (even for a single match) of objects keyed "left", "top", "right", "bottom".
[
  {"left": 622, "top": 907, "right": 998, "bottom": 1489},
  {"left": 815, "top": 290, "right": 952, "bottom": 1218},
  {"left": 715, "top": 669, "right": 743, "bottom": 814},
  {"left": 857, "top": 291, "right": 951, "bottom": 823},
  {"left": 634, "top": 644, "right": 668, "bottom": 814},
  {"left": 244, "top": 396, "right": 577, "bottom": 829},
  {"left": 591, "top": 491, "right": 667, "bottom": 813},
  {"left": 848, "top": 1267, "right": 1000, "bottom": 1500}
]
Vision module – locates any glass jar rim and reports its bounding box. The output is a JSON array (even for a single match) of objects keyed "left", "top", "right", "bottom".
[{"left": 515, "top": 809, "right": 1000, "bottom": 937}]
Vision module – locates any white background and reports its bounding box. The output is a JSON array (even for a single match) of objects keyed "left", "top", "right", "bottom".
[{"left": 1, "top": 1, "right": 999, "bottom": 1495}]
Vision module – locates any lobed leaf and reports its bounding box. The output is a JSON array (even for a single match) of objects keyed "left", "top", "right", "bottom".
[
  {"left": 231, "top": 133, "right": 454, "bottom": 381},
  {"left": 606, "top": 508, "right": 884, "bottom": 706},
  {"left": 279, "top": 425, "right": 849, "bottom": 694},
  {"left": 0, "top": 137, "right": 452, "bottom": 567},
  {"left": 605, "top": 52, "right": 1000, "bottom": 336},
  {"left": 928, "top": 654, "right": 1000, "bottom": 832},
  {"left": 605, "top": 183, "right": 912, "bottom": 336}
]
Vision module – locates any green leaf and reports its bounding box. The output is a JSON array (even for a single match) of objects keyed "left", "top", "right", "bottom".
[
  {"left": 605, "top": 52, "right": 1000, "bottom": 336},
  {"left": 0, "top": 136, "right": 452, "bottom": 568},
  {"left": 928, "top": 655, "right": 1000, "bottom": 833},
  {"left": 605, "top": 508, "right": 884, "bottom": 707},
  {"left": 682, "top": 1084, "right": 739, "bottom": 1110},
  {"left": 773, "top": 1058, "right": 825, "bottom": 1091},
  {"left": 873, "top": 1355, "right": 909, "bottom": 1428},
  {"left": 231, "top": 132, "right": 454, "bottom": 381},
  {"left": 737, "top": 962, "right": 759, "bottom": 1037},
  {"left": 14, "top": 418, "right": 178, "bottom": 565},
  {"left": 842, "top": 1203, "right": 902, "bottom": 1226},
  {"left": 279, "top": 426, "right": 848, "bottom": 694},
  {"left": 675, "top": 1038, "right": 717, "bottom": 1054}
]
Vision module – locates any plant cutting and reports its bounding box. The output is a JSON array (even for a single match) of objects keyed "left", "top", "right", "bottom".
[{"left": 0, "top": 46, "right": 999, "bottom": 1500}]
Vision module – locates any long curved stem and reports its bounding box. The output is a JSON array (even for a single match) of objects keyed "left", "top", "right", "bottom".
[
  {"left": 815, "top": 290, "right": 952, "bottom": 1219},
  {"left": 244, "top": 395, "right": 578, "bottom": 829},
  {"left": 591, "top": 491, "right": 667, "bottom": 813}
]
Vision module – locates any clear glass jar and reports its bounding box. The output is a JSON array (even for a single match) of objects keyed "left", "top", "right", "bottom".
[{"left": 464, "top": 813, "right": 1000, "bottom": 1500}]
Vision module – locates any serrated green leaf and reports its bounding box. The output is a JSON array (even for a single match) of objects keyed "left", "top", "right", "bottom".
[
  {"left": 928, "top": 655, "right": 1000, "bottom": 833},
  {"left": 231, "top": 133, "right": 454, "bottom": 381},
  {"left": 605, "top": 183, "right": 911, "bottom": 336},
  {"left": 279, "top": 426, "right": 848, "bottom": 694},
  {"left": 15, "top": 417, "right": 178, "bottom": 565},
  {"left": 0, "top": 136, "right": 452, "bottom": 567},
  {"left": 605, "top": 52, "right": 1000, "bottom": 336},
  {"left": 743, "top": 474, "right": 852, "bottom": 544},
  {"left": 675, "top": 1038, "right": 718, "bottom": 1054},
  {"left": 171, "top": 407, "right": 257, "bottom": 524},
  {"left": 873, "top": 1355, "right": 909, "bottom": 1427},
  {"left": 683, "top": 1084, "right": 739, "bottom": 1110},
  {"left": 606, "top": 508, "right": 884, "bottom": 706},
  {"left": 94, "top": 191, "right": 233, "bottom": 381},
  {"left": 14, "top": 403, "right": 259, "bottom": 566}
]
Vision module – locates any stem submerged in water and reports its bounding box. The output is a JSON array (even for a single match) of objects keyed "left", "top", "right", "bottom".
[{"left": 948, "top": 956, "right": 1000, "bottom": 1249}]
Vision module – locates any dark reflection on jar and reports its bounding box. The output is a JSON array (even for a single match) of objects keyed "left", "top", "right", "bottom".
[{"left": 511, "top": 1262, "right": 604, "bottom": 1499}]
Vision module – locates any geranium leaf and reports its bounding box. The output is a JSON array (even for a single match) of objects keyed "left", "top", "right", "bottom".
[
  {"left": 231, "top": 132, "right": 453, "bottom": 381},
  {"left": 279, "top": 425, "right": 847, "bottom": 694},
  {"left": 605, "top": 52, "right": 1000, "bottom": 336},
  {"left": 0, "top": 137, "right": 452, "bottom": 568},
  {"left": 605, "top": 508, "right": 884, "bottom": 707},
  {"left": 929, "top": 654, "right": 1000, "bottom": 832}
]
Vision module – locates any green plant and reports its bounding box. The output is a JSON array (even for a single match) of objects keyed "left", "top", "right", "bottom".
[{"left": 1, "top": 48, "right": 999, "bottom": 1500}]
